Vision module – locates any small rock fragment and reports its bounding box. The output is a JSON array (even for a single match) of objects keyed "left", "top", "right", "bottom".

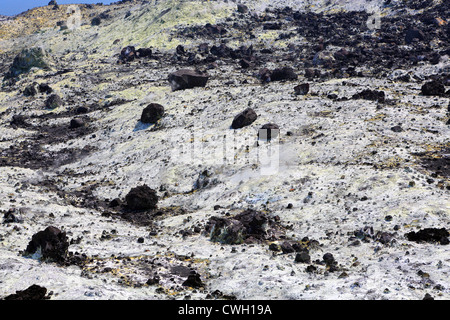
[
  {"left": 3, "top": 208, "right": 23, "bottom": 223},
  {"left": 119, "top": 46, "right": 136, "bottom": 62},
  {"left": 38, "top": 83, "right": 53, "bottom": 94},
  {"left": 269, "top": 67, "right": 298, "bottom": 82},
  {"left": 137, "top": 48, "right": 152, "bottom": 58},
  {"left": 391, "top": 125, "right": 403, "bottom": 132},
  {"left": 423, "top": 293, "right": 434, "bottom": 300},
  {"left": 231, "top": 108, "right": 257, "bottom": 129},
  {"left": 23, "top": 84, "right": 37, "bottom": 97},
  {"left": 182, "top": 270, "right": 204, "bottom": 288},
  {"left": 352, "top": 89, "right": 385, "bottom": 103}
]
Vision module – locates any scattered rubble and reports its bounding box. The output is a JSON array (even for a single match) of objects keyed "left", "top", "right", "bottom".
[{"left": 0, "top": 0, "right": 449, "bottom": 301}]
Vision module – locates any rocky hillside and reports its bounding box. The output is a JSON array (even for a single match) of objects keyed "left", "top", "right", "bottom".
[{"left": 0, "top": 0, "right": 449, "bottom": 300}]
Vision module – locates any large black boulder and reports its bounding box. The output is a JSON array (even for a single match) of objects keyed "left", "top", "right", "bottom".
[
  {"left": 125, "top": 185, "right": 159, "bottom": 211},
  {"left": 45, "top": 94, "right": 64, "bottom": 109},
  {"left": 231, "top": 108, "right": 257, "bottom": 129},
  {"left": 23, "top": 226, "right": 69, "bottom": 263},
  {"left": 168, "top": 69, "right": 209, "bottom": 91},
  {"left": 141, "top": 103, "right": 165, "bottom": 123}
]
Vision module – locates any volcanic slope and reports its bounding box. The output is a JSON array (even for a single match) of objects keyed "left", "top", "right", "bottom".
[{"left": 0, "top": 0, "right": 449, "bottom": 300}]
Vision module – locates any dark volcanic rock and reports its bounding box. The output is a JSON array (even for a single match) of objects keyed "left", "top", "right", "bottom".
[
  {"left": 137, "top": 48, "right": 152, "bottom": 58},
  {"left": 237, "top": 4, "right": 248, "bottom": 14},
  {"left": 3, "top": 284, "right": 49, "bottom": 300},
  {"left": 38, "top": 83, "right": 53, "bottom": 94},
  {"left": 125, "top": 185, "right": 159, "bottom": 211},
  {"left": 352, "top": 89, "right": 385, "bottom": 103},
  {"left": 405, "top": 28, "right": 425, "bottom": 44},
  {"left": 263, "top": 22, "right": 282, "bottom": 30},
  {"left": 75, "top": 106, "right": 89, "bottom": 114},
  {"left": 146, "top": 274, "right": 160, "bottom": 286},
  {"left": 280, "top": 241, "right": 295, "bottom": 254},
  {"left": 391, "top": 125, "right": 403, "bottom": 132},
  {"left": 258, "top": 123, "right": 280, "bottom": 141},
  {"left": 234, "top": 209, "right": 268, "bottom": 238},
  {"left": 119, "top": 46, "right": 136, "bottom": 62},
  {"left": 23, "top": 226, "right": 69, "bottom": 263},
  {"left": 294, "top": 252, "right": 311, "bottom": 263},
  {"left": 206, "top": 216, "right": 245, "bottom": 245},
  {"left": 231, "top": 108, "right": 257, "bottom": 129},
  {"left": 205, "top": 209, "right": 282, "bottom": 245},
  {"left": 168, "top": 69, "right": 209, "bottom": 91},
  {"left": 269, "top": 67, "right": 298, "bottom": 82},
  {"left": 239, "top": 58, "right": 251, "bottom": 69},
  {"left": 10, "top": 115, "right": 29, "bottom": 129},
  {"left": 421, "top": 80, "right": 445, "bottom": 96},
  {"left": 204, "top": 23, "right": 227, "bottom": 36},
  {"left": 45, "top": 94, "right": 63, "bottom": 109},
  {"left": 176, "top": 45, "right": 185, "bottom": 55},
  {"left": 258, "top": 68, "right": 272, "bottom": 82},
  {"left": 91, "top": 16, "right": 102, "bottom": 26},
  {"left": 182, "top": 270, "right": 204, "bottom": 288},
  {"left": 323, "top": 252, "right": 339, "bottom": 272},
  {"left": 294, "top": 83, "right": 310, "bottom": 95},
  {"left": 423, "top": 293, "right": 434, "bottom": 300},
  {"left": 23, "top": 84, "right": 37, "bottom": 96},
  {"left": 141, "top": 103, "right": 165, "bottom": 123},
  {"left": 413, "top": 147, "right": 450, "bottom": 179},
  {"left": 5, "top": 47, "right": 51, "bottom": 79},
  {"left": 2, "top": 208, "right": 23, "bottom": 223},
  {"left": 258, "top": 67, "right": 298, "bottom": 82},
  {"left": 406, "top": 228, "right": 449, "bottom": 245}
]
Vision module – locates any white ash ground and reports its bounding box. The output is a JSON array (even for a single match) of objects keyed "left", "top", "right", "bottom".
[{"left": 0, "top": 0, "right": 449, "bottom": 300}]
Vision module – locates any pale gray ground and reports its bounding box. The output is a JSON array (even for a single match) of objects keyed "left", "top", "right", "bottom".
[{"left": 0, "top": 0, "right": 448, "bottom": 300}]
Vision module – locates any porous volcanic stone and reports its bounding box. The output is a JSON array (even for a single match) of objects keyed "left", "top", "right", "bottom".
[
  {"left": 231, "top": 108, "right": 257, "bottom": 129},
  {"left": 125, "top": 185, "right": 159, "bottom": 211},
  {"left": 23, "top": 226, "right": 69, "bottom": 263},
  {"left": 141, "top": 103, "right": 165, "bottom": 123}
]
